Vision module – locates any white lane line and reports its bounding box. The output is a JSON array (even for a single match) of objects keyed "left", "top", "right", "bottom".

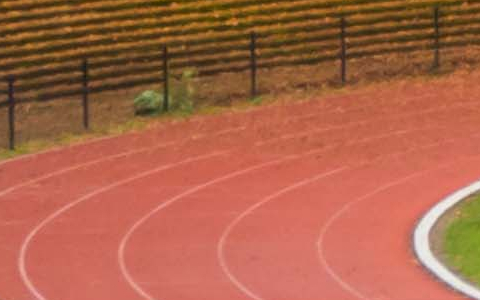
[
  {"left": 217, "top": 168, "right": 346, "bottom": 300},
  {"left": 255, "top": 102, "right": 480, "bottom": 147},
  {"left": 18, "top": 151, "right": 226, "bottom": 300},
  {"left": 316, "top": 155, "right": 480, "bottom": 300},
  {"left": 316, "top": 172, "right": 426, "bottom": 300},
  {"left": 118, "top": 155, "right": 300, "bottom": 300},
  {"left": 0, "top": 127, "right": 245, "bottom": 200},
  {"left": 0, "top": 132, "right": 136, "bottom": 168},
  {"left": 414, "top": 180, "right": 480, "bottom": 300},
  {"left": 0, "top": 114, "right": 217, "bottom": 169},
  {"left": 0, "top": 103, "right": 301, "bottom": 168}
]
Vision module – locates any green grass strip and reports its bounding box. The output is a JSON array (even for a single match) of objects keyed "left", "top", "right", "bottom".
[{"left": 444, "top": 194, "right": 480, "bottom": 286}]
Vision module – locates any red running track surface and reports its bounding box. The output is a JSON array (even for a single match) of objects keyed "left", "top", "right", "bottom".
[{"left": 0, "top": 78, "right": 478, "bottom": 300}]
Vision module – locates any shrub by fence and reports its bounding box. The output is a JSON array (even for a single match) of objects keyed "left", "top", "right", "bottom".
[{"left": 1, "top": 0, "right": 480, "bottom": 149}]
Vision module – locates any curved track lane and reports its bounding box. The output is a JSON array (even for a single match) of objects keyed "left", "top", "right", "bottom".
[{"left": 1, "top": 78, "right": 480, "bottom": 300}]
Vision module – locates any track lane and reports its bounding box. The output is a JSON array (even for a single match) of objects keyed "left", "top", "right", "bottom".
[
  {"left": 120, "top": 120, "right": 480, "bottom": 300},
  {"left": 20, "top": 125, "right": 456, "bottom": 300},
  {"left": 0, "top": 76, "right": 480, "bottom": 300},
  {"left": 220, "top": 138, "right": 480, "bottom": 300}
]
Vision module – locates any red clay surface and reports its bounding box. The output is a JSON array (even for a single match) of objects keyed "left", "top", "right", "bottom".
[{"left": 1, "top": 77, "right": 479, "bottom": 300}]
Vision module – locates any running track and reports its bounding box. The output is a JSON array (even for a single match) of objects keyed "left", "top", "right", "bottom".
[{"left": 0, "top": 78, "right": 479, "bottom": 300}]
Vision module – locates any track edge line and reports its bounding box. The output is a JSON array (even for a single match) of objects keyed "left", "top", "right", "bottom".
[{"left": 413, "top": 179, "right": 480, "bottom": 300}]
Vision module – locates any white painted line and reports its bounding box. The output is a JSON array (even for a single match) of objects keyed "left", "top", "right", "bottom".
[
  {"left": 0, "top": 132, "right": 133, "bottom": 168},
  {"left": 0, "top": 114, "right": 230, "bottom": 168},
  {"left": 254, "top": 102, "right": 480, "bottom": 148},
  {"left": 414, "top": 179, "right": 480, "bottom": 300},
  {"left": 317, "top": 171, "right": 427, "bottom": 300},
  {"left": 0, "top": 117, "right": 213, "bottom": 168},
  {"left": 217, "top": 168, "right": 346, "bottom": 300},
  {"left": 18, "top": 151, "right": 226, "bottom": 300}
]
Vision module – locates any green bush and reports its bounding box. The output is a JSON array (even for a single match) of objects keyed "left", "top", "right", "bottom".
[
  {"left": 133, "top": 68, "right": 197, "bottom": 116},
  {"left": 134, "top": 90, "right": 163, "bottom": 115}
]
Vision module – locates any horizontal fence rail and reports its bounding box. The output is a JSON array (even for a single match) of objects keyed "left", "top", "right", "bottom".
[{"left": 2, "top": 0, "right": 480, "bottom": 150}]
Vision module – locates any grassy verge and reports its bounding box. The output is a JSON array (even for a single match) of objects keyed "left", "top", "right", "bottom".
[
  {"left": 0, "top": 117, "right": 149, "bottom": 161},
  {"left": 443, "top": 194, "right": 480, "bottom": 286}
]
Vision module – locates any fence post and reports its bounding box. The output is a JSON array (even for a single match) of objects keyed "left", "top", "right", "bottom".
[
  {"left": 163, "top": 45, "right": 169, "bottom": 112},
  {"left": 7, "top": 76, "right": 15, "bottom": 150},
  {"left": 340, "top": 17, "right": 347, "bottom": 85},
  {"left": 433, "top": 6, "right": 440, "bottom": 70},
  {"left": 250, "top": 31, "right": 258, "bottom": 98},
  {"left": 82, "top": 58, "right": 90, "bottom": 130}
]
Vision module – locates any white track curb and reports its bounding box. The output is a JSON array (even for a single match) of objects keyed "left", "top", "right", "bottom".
[{"left": 414, "top": 179, "right": 480, "bottom": 300}]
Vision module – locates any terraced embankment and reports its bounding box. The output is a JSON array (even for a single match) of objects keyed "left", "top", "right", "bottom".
[{"left": 2, "top": 0, "right": 480, "bottom": 148}]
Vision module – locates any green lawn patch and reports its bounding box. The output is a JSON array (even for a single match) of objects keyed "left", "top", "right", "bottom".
[{"left": 444, "top": 194, "right": 480, "bottom": 285}]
